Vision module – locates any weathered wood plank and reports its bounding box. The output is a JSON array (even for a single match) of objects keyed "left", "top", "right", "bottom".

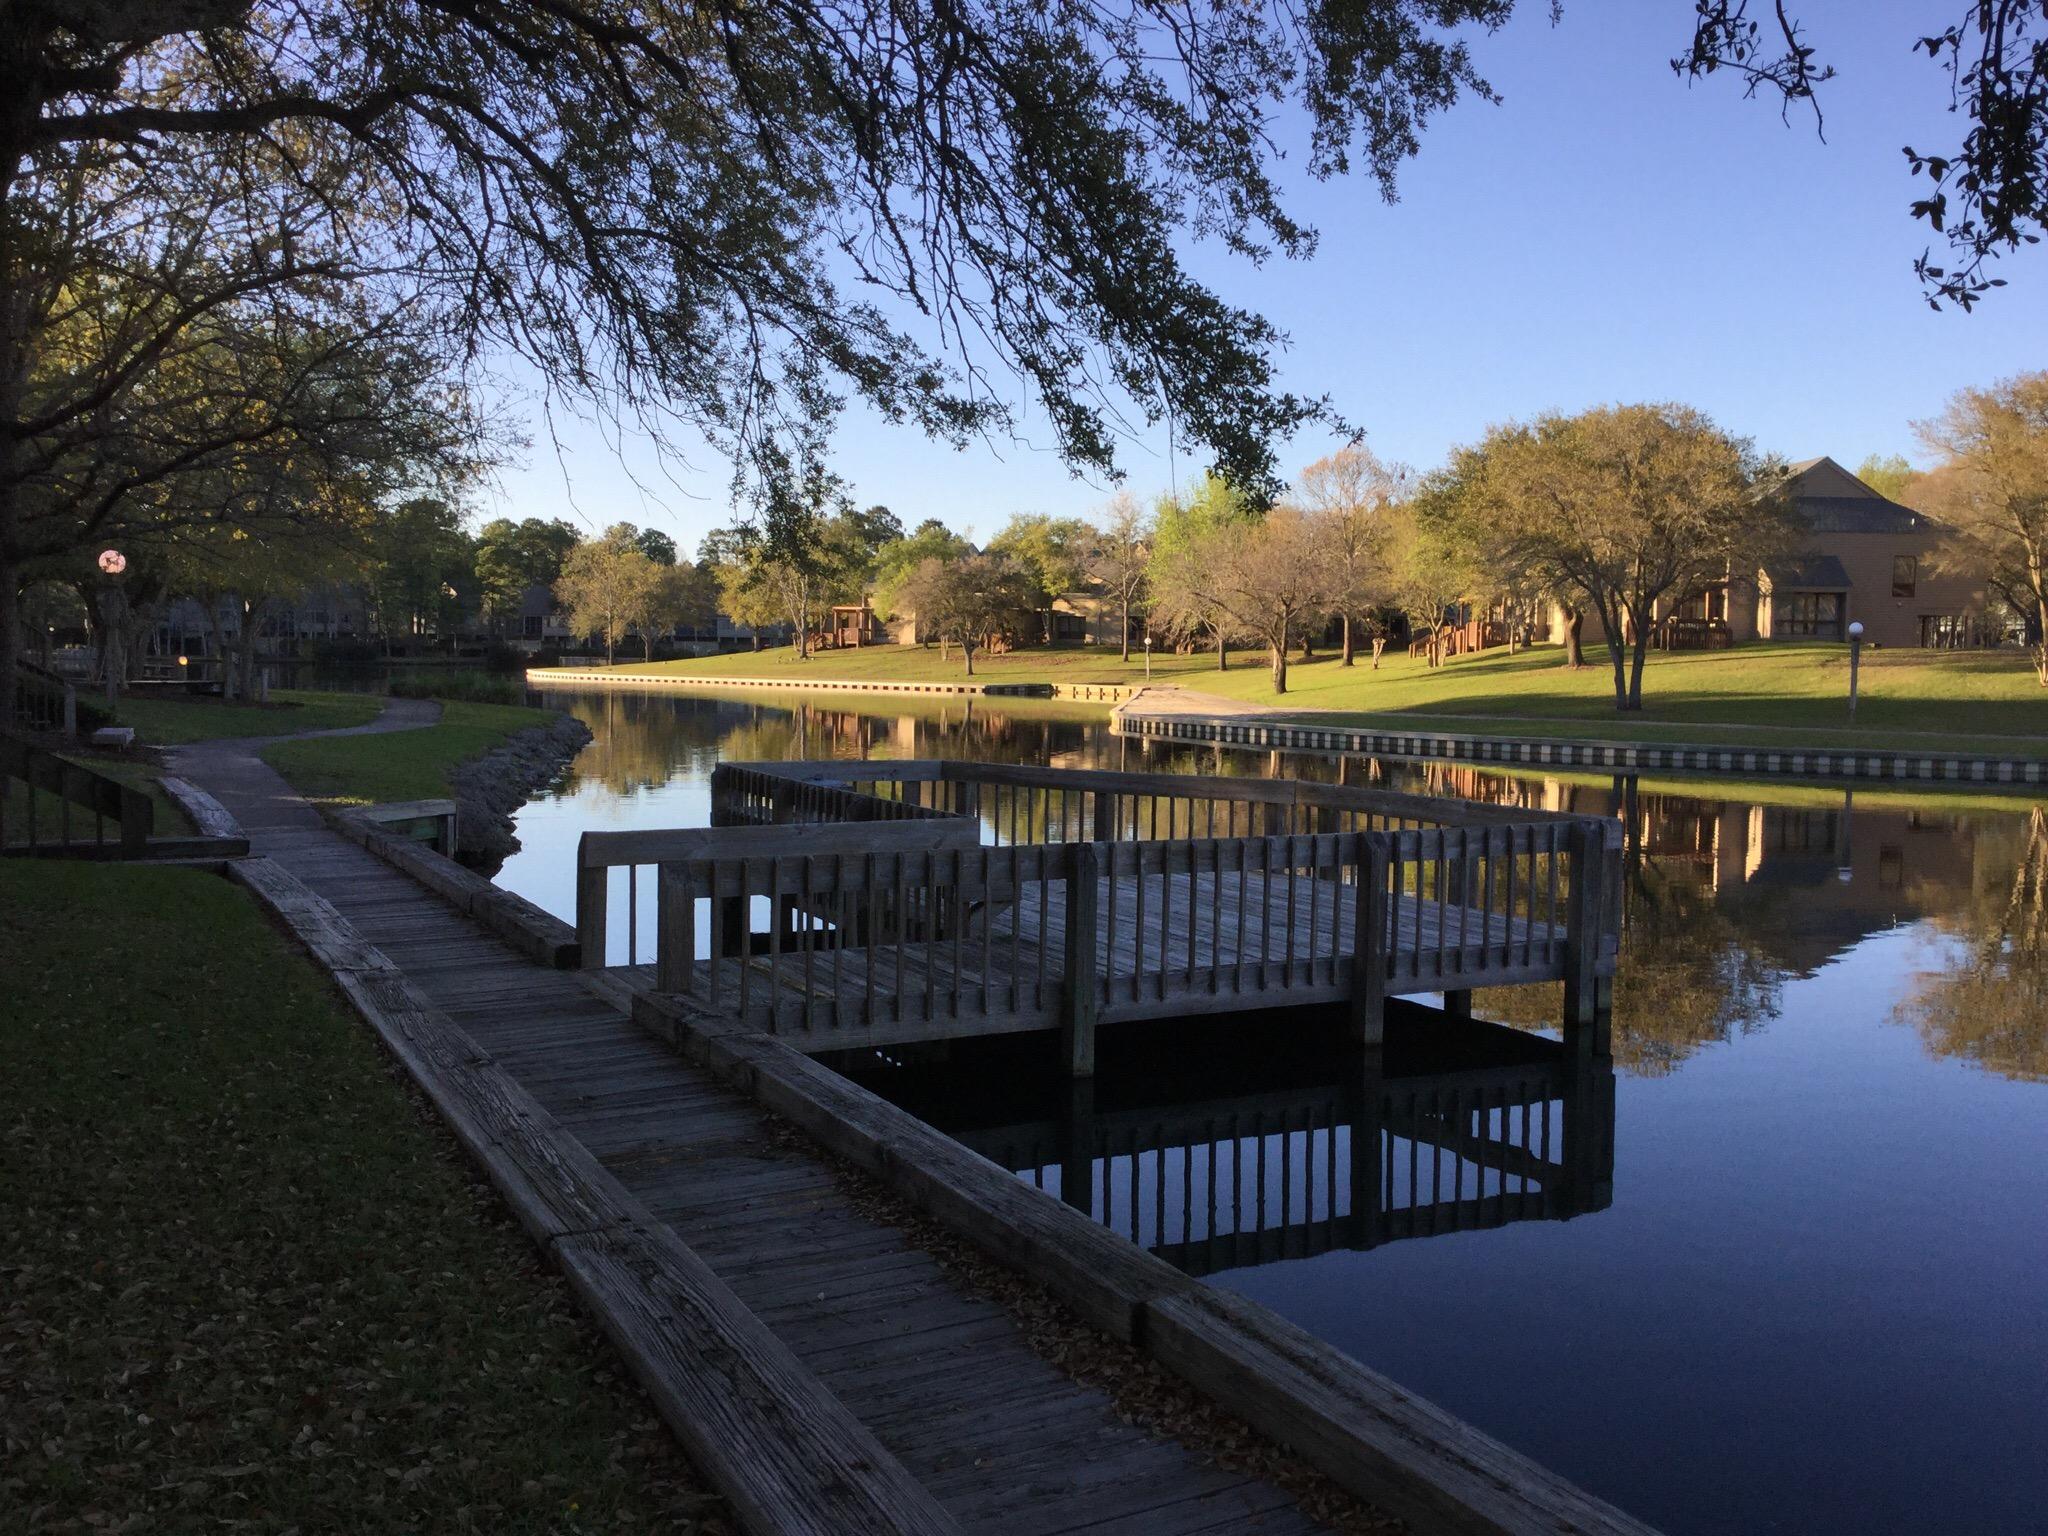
[
  {"left": 157, "top": 775, "right": 242, "bottom": 838},
  {"left": 555, "top": 1227, "right": 962, "bottom": 1536},
  {"left": 229, "top": 853, "right": 965, "bottom": 1536},
  {"left": 1145, "top": 1285, "right": 1660, "bottom": 1536}
]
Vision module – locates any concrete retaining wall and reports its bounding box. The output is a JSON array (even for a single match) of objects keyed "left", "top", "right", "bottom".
[
  {"left": 527, "top": 669, "right": 1136, "bottom": 704},
  {"left": 1116, "top": 709, "right": 2048, "bottom": 786}
]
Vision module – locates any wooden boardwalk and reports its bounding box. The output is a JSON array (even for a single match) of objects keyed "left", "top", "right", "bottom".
[{"left": 171, "top": 745, "right": 1348, "bottom": 1535}]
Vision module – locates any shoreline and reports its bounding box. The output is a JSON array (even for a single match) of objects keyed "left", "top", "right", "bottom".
[
  {"left": 529, "top": 667, "right": 2048, "bottom": 785},
  {"left": 447, "top": 709, "right": 593, "bottom": 870},
  {"left": 527, "top": 665, "right": 1135, "bottom": 703},
  {"left": 1114, "top": 700, "right": 2048, "bottom": 786}
]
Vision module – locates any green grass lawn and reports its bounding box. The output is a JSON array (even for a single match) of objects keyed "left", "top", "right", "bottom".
[
  {"left": 0, "top": 861, "right": 722, "bottom": 1533},
  {"left": 1, "top": 752, "right": 193, "bottom": 846},
  {"left": 263, "top": 699, "right": 556, "bottom": 804},
  {"left": 601, "top": 640, "right": 2048, "bottom": 754},
  {"left": 113, "top": 687, "right": 386, "bottom": 744}
]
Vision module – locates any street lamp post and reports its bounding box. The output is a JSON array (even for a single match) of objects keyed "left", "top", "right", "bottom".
[
  {"left": 1143, "top": 632, "right": 1152, "bottom": 681},
  {"left": 96, "top": 548, "right": 128, "bottom": 708},
  {"left": 1847, "top": 621, "right": 1864, "bottom": 719}
]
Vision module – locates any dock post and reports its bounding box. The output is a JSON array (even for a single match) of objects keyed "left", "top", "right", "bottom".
[
  {"left": 575, "top": 835, "right": 607, "bottom": 969},
  {"left": 1342, "top": 1044, "right": 1386, "bottom": 1248},
  {"left": 1058, "top": 1076, "right": 1097, "bottom": 1215},
  {"left": 1061, "top": 842, "right": 1100, "bottom": 1076},
  {"left": 656, "top": 865, "right": 696, "bottom": 994},
  {"left": 1092, "top": 789, "right": 1116, "bottom": 844},
  {"left": 1561, "top": 821, "right": 1609, "bottom": 1058},
  {"left": 1262, "top": 798, "right": 1288, "bottom": 838},
  {"left": 118, "top": 784, "right": 151, "bottom": 857},
  {"left": 1350, "top": 837, "right": 1390, "bottom": 1045},
  {"left": 1560, "top": 1047, "right": 1617, "bottom": 1216}
]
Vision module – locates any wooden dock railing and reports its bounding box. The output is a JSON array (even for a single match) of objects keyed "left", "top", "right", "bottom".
[
  {"left": 8, "top": 660, "right": 79, "bottom": 738},
  {"left": 1, "top": 735, "right": 151, "bottom": 855},
  {"left": 576, "top": 815, "right": 980, "bottom": 969},
  {"left": 574, "top": 760, "right": 1620, "bottom": 1071}
]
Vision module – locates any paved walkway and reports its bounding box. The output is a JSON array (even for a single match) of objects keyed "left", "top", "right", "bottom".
[
  {"left": 170, "top": 715, "right": 1343, "bottom": 1536},
  {"left": 165, "top": 696, "right": 440, "bottom": 837}
]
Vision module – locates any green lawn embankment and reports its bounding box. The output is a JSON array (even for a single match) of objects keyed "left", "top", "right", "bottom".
[
  {"left": 594, "top": 641, "right": 2048, "bottom": 755},
  {"left": 0, "top": 861, "right": 722, "bottom": 1533},
  {"left": 262, "top": 699, "right": 557, "bottom": 806},
  {"left": 112, "top": 688, "right": 386, "bottom": 744}
]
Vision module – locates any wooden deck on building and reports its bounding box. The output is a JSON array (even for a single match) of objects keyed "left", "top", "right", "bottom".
[{"left": 242, "top": 831, "right": 1342, "bottom": 1535}]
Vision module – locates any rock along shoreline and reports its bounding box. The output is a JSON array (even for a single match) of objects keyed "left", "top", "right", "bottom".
[{"left": 448, "top": 709, "right": 593, "bottom": 872}]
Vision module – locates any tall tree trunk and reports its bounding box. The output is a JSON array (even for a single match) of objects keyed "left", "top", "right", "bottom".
[
  {"left": 1598, "top": 606, "right": 1629, "bottom": 708},
  {"left": 1119, "top": 593, "right": 1131, "bottom": 661},
  {"left": 238, "top": 602, "right": 260, "bottom": 702},
  {"left": 205, "top": 603, "right": 231, "bottom": 699},
  {"left": 1269, "top": 640, "right": 1287, "bottom": 694},
  {"left": 1627, "top": 629, "right": 1650, "bottom": 710},
  {"left": 1562, "top": 607, "right": 1585, "bottom": 668},
  {"left": 1341, "top": 613, "right": 1354, "bottom": 666},
  {"left": 2033, "top": 573, "right": 2048, "bottom": 686},
  {"left": 605, "top": 632, "right": 616, "bottom": 664},
  {"left": 1215, "top": 625, "right": 1228, "bottom": 671},
  {"left": 0, "top": 552, "right": 18, "bottom": 724},
  {"left": 1371, "top": 634, "right": 1385, "bottom": 669},
  {"left": 962, "top": 639, "right": 974, "bottom": 677}
]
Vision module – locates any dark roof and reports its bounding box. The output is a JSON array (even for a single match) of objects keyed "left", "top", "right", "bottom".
[
  {"left": 1795, "top": 495, "right": 1930, "bottom": 535},
  {"left": 1765, "top": 554, "right": 1852, "bottom": 590}
]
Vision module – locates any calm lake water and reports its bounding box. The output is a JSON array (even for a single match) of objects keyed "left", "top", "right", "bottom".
[{"left": 499, "top": 688, "right": 2048, "bottom": 1536}]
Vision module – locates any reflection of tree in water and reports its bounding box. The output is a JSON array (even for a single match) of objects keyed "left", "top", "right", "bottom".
[
  {"left": 558, "top": 692, "right": 1106, "bottom": 801},
  {"left": 1897, "top": 806, "right": 2048, "bottom": 1083},
  {"left": 561, "top": 693, "right": 769, "bottom": 798},
  {"left": 1480, "top": 854, "right": 1782, "bottom": 1078},
  {"left": 1608, "top": 858, "right": 1782, "bottom": 1075}
]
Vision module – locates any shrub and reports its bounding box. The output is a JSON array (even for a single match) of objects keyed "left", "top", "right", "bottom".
[
  {"left": 482, "top": 640, "right": 526, "bottom": 674},
  {"left": 387, "top": 670, "right": 527, "bottom": 706}
]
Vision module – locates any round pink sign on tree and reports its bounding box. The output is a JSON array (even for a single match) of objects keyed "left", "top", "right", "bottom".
[{"left": 98, "top": 549, "right": 126, "bottom": 575}]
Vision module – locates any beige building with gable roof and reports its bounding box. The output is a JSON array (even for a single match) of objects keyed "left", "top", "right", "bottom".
[{"left": 1663, "top": 456, "right": 1996, "bottom": 649}]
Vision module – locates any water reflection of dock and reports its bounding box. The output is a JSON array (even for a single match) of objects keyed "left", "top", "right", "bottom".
[{"left": 857, "top": 1008, "right": 1616, "bottom": 1278}]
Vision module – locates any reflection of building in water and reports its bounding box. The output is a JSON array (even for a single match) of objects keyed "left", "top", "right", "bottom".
[
  {"left": 1603, "top": 789, "right": 1982, "bottom": 978},
  {"left": 849, "top": 1009, "right": 1614, "bottom": 1279}
]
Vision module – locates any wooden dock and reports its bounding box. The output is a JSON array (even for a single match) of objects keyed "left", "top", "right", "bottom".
[
  {"left": 575, "top": 761, "right": 1622, "bottom": 1069},
  {"left": 162, "top": 735, "right": 1652, "bottom": 1536}
]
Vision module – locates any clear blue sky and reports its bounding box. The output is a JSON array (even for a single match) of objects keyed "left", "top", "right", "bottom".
[{"left": 481, "top": 0, "right": 2048, "bottom": 555}]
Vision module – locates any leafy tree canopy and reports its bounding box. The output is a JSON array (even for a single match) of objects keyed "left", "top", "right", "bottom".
[
  {"left": 986, "top": 514, "right": 1093, "bottom": 606},
  {"left": 1912, "top": 370, "right": 2048, "bottom": 683},
  {"left": 1423, "top": 404, "right": 1784, "bottom": 710},
  {"left": 633, "top": 528, "right": 680, "bottom": 567},
  {"left": 1855, "top": 454, "right": 1921, "bottom": 503},
  {"left": 872, "top": 522, "right": 975, "bottom": 617}
]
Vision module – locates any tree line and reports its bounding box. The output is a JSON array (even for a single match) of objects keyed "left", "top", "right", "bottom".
[{"left": 699, "top": 379, "right": 2048, "bottom": 707}]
